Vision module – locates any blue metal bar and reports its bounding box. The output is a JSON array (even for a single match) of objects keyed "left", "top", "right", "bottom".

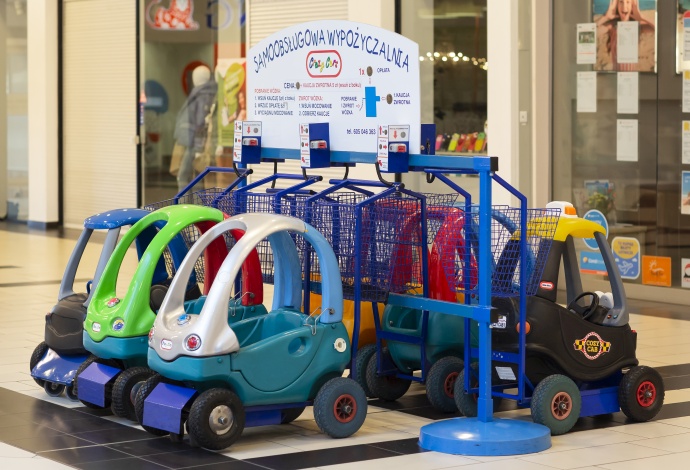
[
  {"left": 328, "top": 179, "right": 392, "bottom": 188},
  {"left": 492, "top": 173, "right": 528, "bottom": 404},
  {"left": 352, "top": 204, "right": 363, "bottom": 378},
  {"left": 477, "top": 169, "right": 493, "bottom": 422},
  {"left": 424, "top": 171, "right": 473, "bottom": 201},
  {"left": 375, "top": 330, "right": 424, "bottom": 344},
  {"left": 235, "top": 173, "right": 315, "bottom": 194},
  {"left": 173, "top": 166, "right": 240, "bottom": 203},
  {"left": 258, "top": 147, "right": 496, "bottom": 171},
  {"left": 209, "top": 171, "right": 252, "bottom": 207},
  {"left": 386, "top": 293, "right": 492, "bottom": 322}
]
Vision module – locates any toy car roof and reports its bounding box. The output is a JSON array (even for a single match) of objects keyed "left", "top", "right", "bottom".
[{"left": 84, "top": 208, "right": 152, "bottom": 230}]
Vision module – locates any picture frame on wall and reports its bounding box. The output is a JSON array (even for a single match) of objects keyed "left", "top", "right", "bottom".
[
  {"left": 678, "top": 1, "right": 690, "bottom": 72},
  {"left": 593, "top": 0, "right": 657, "bottom": 72}
]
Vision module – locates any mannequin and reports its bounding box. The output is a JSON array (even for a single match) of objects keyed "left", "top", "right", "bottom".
[{"left": 172, "top": 64, "right": 217, "bottom": 190}]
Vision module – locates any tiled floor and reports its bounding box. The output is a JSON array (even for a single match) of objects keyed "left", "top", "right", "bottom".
[{"left": 3, "top": 224, "right": 690, "bottom": 469}]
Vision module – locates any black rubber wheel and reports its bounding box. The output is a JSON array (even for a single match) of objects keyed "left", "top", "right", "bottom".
[
  {"left": 187, "top": 388, "right": 245, "bottom": 450},
  {"left": 134, "top": 373, "right": 170, "bottom": 436},
  {"left": 453, "top": 365, "right": 504, "bottom": 417},
  {"left": 426, "top": 356, "right": 464, "bottom": 413},
  {"left": 65, "top": 385, "right": 79, "bottom": 401},
  {"left": 530, "top": 374, "right": 581, "bottom": 435},
  {"left": 44, "top": 381, "right": 65, "bottom": 397},
  {"left": 111, "top": 367, "right": 156, "bottom": 421},
  {"left": 354, "top": 344, "right": 377, "bottom": 398},
  {"left": 365, "top": 348, "right": 411, "bottom": 402},
  {"left": 74, "top": 354, "right": 120, "bottom": 410},
  {"left": 619, "top": 366, "right": 665, "bottom": 422},
  {"left": 29, "top": 342, "right": 49, "bottom": 387},
  {"left": 280, "top": 406, "right": 306, "bottom": 424},
  {"left": 313, "top": 377, "right": 367, "bottom": 438}
]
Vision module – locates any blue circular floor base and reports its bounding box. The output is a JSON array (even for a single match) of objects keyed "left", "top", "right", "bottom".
[{"left": 418, "top": 417, "right": 551, "bottom": 456}]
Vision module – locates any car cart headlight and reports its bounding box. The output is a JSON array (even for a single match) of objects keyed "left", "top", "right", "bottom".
[
  {"left": 148, "top": 327, "right": 155, "bottom": 344},
  {"left": 184, "top": 334, "right": 201, "bottom": 351}
]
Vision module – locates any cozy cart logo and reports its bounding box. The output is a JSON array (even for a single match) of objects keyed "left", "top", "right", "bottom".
[
  {"left": 306, "top": 50, "right": 342, "bottom": 78},
  {"left": 573, "top": 331, "right": 611, "bottom": 360}
]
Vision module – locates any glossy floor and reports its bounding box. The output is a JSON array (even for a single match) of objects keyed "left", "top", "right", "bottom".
[{"left": 2, "top": 225, "right": 690, "bottom": 469}]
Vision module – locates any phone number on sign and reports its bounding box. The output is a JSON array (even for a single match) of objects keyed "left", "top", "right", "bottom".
[{"left": 346, "top": 128, "right": 376, "bottom": 135}]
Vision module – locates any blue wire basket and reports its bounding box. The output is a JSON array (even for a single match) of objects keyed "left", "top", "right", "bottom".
[
  {"left": 437, "top": 206, "right": 561, "bottom": 298},
  {"left": 306, "top": 191, "right": 458, "bottom": 303}
]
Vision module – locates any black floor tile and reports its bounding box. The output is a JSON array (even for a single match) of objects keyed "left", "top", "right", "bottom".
[
  {"left": 108, "top": 436, "right": 193, "bottom": 456},
  {"left": 77, "top": 457, "right": 171, "bottom": 470},
  {"left": 660, "top": 375, "right": 690, "bottom": 391},
  {"left": 73, "top": 406, "right": 117, "bottom": 417},
  {"left": 180, "top": 460, "right": 268, "bottom": 469},
  {"left": 650, "top": 400, "right": 690, "bottom": 421},
  {"left": 70, "top": 426, "right": 161, "bottom": 445},
  {"left": 368, "top": 437, "right": 426, "bottom": 454},
  {"left": 39, "top": 445, "right": 132, "bottom": 464},
  {"left": 246, "top": 444, "right": 400, "bottom": 470},
  {"left": 140, "top": 448, "right": 236, "bottom": 469},
  {"left": 570, "top": 415, "right": 626, "bottom": 433},
  {"left": 42, "top": 416, "right": 128, "bottom": 434},
  {"left": 6, "top": 433, "right": 96, "bottom": 452},
  {"left": 655, "top": 363, "right": 690, "bottom": 378}
]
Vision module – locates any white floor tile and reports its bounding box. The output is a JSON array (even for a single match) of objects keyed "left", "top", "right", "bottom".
[
  {"left": 520, "top": 443, "right": 669, "bottom": 469},
  {"left": 599, "top": 451, "right": 690, "bottom": 469}
]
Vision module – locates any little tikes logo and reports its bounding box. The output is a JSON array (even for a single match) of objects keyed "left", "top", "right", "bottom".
[
  {"left": 306, "top": 50, "right": 342, "bottom": 78},
  {"left": 574, "top": 331, "right": 611, "bottom": 360}
]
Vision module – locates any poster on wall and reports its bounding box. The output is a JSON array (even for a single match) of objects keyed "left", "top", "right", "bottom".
[
  {"left": 592, "top": 0, "right": 656, "bottom": 72},
  {"left": 682, "top": 171, "right": 690, "bottom": 214},
  {"left": 612, "top": 236, "right": 641, "bottom": 279},
  {"left": 246, "top": 20, "right": 421, "bottom": 153},
  {"left": 682, "top": 258, "right": 690, "bottom": 288},
  {"left": 677, "top": 1, "right": 690, "bottom": 72},
  {"left": 216, "top": 59, "right": 246, "bottom": 148},
  {"left": 641, "top": 255, "right": 672, "bottom": 286},
  {"left": 577, "top": 23, "right": 597, "bottom": 64}
]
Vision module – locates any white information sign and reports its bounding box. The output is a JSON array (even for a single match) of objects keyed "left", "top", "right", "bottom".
[
  {"left": 233, "top": 121, "right": 243, "bottom": 162},
  {"left": 577, "top": 72, "right": 597, "bottom": 113},
  {"left": 683, "top": 122, "right": 690, "bottom": 165},
  {"left": 617, "top": 21, "right": 639, "bottom": 64},
  {"left": 377, "top": 126, "right": 389, "bottom": 171},
  {"left": 617, "top": 72, "right": 638, "bottom": 114},
  {"left": 576, "top": 23, "right": 596, "bottom": 65},
  {"left": 617, "top": 119, "right": 638, "bottom": 162},
  {"left": 247, "top": 21, "right": 421, "bottom": 153},
  {"left": 299, "top": 124, "right": 310, "bottom": 167},
  {"left": 683, "top": 72, "right": 690, "bottom": 113}
]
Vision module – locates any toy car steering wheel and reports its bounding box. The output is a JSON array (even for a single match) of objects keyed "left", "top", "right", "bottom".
[{"left": 567, "top": 291, "right": 599, "bottom": 320}]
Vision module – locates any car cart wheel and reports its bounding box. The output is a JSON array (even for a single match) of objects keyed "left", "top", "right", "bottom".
[
  {"left": 354, "top": 344, "right": 377, "bottom": 398},
  {"left": 280, "top": 406, "right": 306, "bottom": 424},
  {"left": 111, "top": 367, "right": 156, "bottom": 421},
  {"left": 73, "top": 355, "right": 121, "bottom": 410},
  {"left": 531, "top": 374, "right": 581, "bottom": 435},
  {"left": 313, "top": 377, "right": 367, "bottom": 438},
  {"left": 29, "top": 342, "right": 49, "bottom": 387},
  {"left": 134, "top": 373, "right": 170, "bottom": 436},
  {"left": 452, "top": 367, "right": 503, "bottom": 417},
  {"left": 188, "top": 388, "right": 245, "bottom": 450},
  {"left": 619, "top": 366, "right": 665, "bottom": 422},
  {"left": 365, "top": 348, "right": 411, "bottom": 401},
  {"left": 65, "top": 384, "right": 79, "bottom": 401},
  {"left": 426, "top": 356, "right": 464, "bottom": 413},
  {"left": 44, "top": 381, "right": 65, "bottom": 397}
]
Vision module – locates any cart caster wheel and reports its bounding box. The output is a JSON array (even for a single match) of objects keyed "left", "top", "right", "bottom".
[
  {"left": 65, "top": 384, "right": 79, "bottom": 401},
  {"left": 619, "top": 366, "right": 665, "bottom": 422},
  {"left": 44, "top": 381, "right": 65, "bottom": 397},
  {"left": 453, "top": 365, "right": 504, "bottom": 417},
  {"left": 187, "top": 388, "right": 245, "bottom": 450},
  {"left": 531, "top": 374, "right": 581, "bottom": 435},
  {"left": 365, "top": 348, "right": 411, "bottom": 401},
  {"left": 426, "top": 356, "right": 464, "bottom": 413},
  {"left": 280, "top": 406, "right": 306, "bottom": 424},
  {"left": 29, "top": 342, "right": 49, "bottom": 387},
  {"left": 111, "top": 366, "right": 156, "bottom": 421},
  {"left": 314, "top": 377, "right": 367, "bottom": 438},
  {"left": 354, "top": 344, "right": 377, "bottom": 398},
  {"left": 134, "top": 373, "right": 170, "bottom": 436}
]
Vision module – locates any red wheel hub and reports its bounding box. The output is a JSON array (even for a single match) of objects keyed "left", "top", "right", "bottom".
[
  {"left": 333, "top": 394, "right": 357, "bottom": 423},
  {"left": 551, "top": 392, "right": 572, "bottom": 420},
  {"left": 444, "top": 372, "right": 459, "bottom": 398},
  {"left": 636, "top": 380, "right": 656, "bottom": 407}
]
